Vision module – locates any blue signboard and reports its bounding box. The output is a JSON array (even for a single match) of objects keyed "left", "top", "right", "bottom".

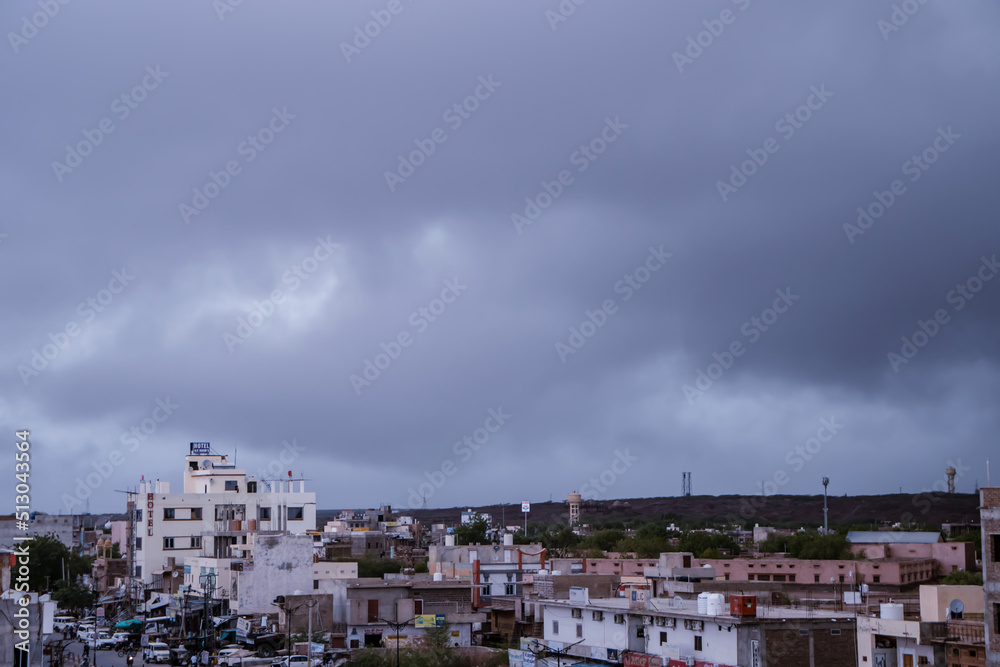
[{"left": 190, "top": 442, "right": 211, "bottom": 455}]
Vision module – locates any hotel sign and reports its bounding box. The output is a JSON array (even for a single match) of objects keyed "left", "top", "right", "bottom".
[
  {"left": 190, "top": 442, "right": 211, "bottom": 455},
  {"left": 147, "top": 493, "right": 154, "bottom": 537}
]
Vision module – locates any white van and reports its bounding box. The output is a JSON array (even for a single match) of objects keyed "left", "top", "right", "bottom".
[
  {"left": 53, "top": 616, "right": 76, "bottom": 632},
  {"left": 145, "top": 642, "right": 171, "bottom": 663}
]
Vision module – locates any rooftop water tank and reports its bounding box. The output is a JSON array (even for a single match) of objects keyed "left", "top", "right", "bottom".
[
  {"left": 881, "top": 603, "right": 904, "bottom": 620},
  {"left": 504, "top": 534, "right": 514, "bottom": 546},
  {"left": 445, "top": 535, "right": 455, "bottom": 546},
  {"left": 433, "top": 573, "right": 444, "bottom": 582},
  {"left": 707, "top": 594, "right": 726, "bottom": 616},
  {"left": 697, "top": 592, "right": 711, "bottom": 615}
]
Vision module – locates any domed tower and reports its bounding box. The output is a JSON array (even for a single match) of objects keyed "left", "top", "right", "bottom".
[{"left": 946, "top": 466, "right": 956, "bottom": 493}]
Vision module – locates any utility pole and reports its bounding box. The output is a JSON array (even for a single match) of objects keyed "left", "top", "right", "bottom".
[
  {"left": 377, "top": 612, "right": 414, "bottom": 667},
  {"left": 822, "top": 477, "right": 830, "bottom": 535},
  {"left": 528, "top": 638, "right": 584, "bottom": 667}
]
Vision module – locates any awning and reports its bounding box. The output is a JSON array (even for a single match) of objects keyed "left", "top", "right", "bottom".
[{"left": 115, "top": 619, "right": 143, "bottom": 629}]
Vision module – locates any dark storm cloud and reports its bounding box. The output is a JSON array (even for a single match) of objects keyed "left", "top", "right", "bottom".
[{"left": 2, "top": 1, "right": 998, "bottom": 514}]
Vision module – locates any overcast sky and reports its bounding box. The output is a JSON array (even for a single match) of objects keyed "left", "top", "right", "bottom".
[{"left": 3, "top": 1, "right": 998, "bottom": 516}]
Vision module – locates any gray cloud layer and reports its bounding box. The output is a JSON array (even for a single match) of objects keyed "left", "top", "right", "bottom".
[{"left": 2, "top": 0, "right": 997, "bottom": 514}]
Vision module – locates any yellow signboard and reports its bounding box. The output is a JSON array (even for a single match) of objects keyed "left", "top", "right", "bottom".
[{"left": 415, "top": 614, "right": 445, "bottom": 628}]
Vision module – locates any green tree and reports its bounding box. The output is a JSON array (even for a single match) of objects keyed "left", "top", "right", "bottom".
[
  {"left": 586, "top": 529, "right": 625, "bottom": 552},
  {"left": 51, "top": 581, "right": 96, "bottom": 615},
  {"left": 940, "top": 570, "right": 983, "bottom": 585},
  {"left": 453, "top": 514, "right": 489, "bottom": 546},
  {"left": 19, "top": 534, "right": 92, "bottom": 592}
]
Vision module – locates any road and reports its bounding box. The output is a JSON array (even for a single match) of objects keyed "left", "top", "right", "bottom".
[{"left": 54, "top": 640, "right": 149, "bottom": 667}]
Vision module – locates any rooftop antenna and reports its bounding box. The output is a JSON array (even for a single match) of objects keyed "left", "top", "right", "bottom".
[{"left": 988, "top": 459, "right": 992, "bottom": 487}]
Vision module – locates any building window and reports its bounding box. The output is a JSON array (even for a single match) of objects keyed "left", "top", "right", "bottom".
[
  {"left": 636, "top": 626, "right": 644, "bottom": 638},
  {"left": 191, "top": 508, "right": 202, "bottom": 520},
  {"left": 724, "top": 574, "right": 730, "bottom": 581},
  {"left": 830, "top": 629, "right": 841, "bottom": 636},
  {"left": 135, "top": 566, "right": 141, "bottom": 577},
  {"left": 873, "top": 576, "right": 880, "bottom": 583},
  {"left": 748, "top": 574, "right": 754, "bottom": 581},
  {"left": 757, "top": 574, "right": 770, "bottom": 582},
  {"left": 592, "top": 611, "right": 603, "bottom": 621},
  {"left": 918, "top": 658, "right": 929, "bottom": 665},
  {"left": 135, "top": 537, "right": 142, "bottom": 550},
  {"left": 839, "top": 575, "right": 845, "bottom": 583},
  {"left": 571, "top": 609, "right": 582, "bottom": 619},
  {"left": 505, "top": 584, "right": 516, "bottom": 596},
  {"left": 773, "top": 574, "right": 786, "bottom": 582},
  {"left": 614, "top": 614, "right": 625, "bottom": 625},
  {"left": 576, "top": 624, "right": 583, "bottom": 638},
  {"left": 694, "top": 636, "right": 702, "bottom": 651},
  {"left": 191, "top": 536, "right": 201, "bottom": 549},
  {"left": 288, "top": 507, "right": 304, "bottom": 520},
  {"left": 225, "top": 480, "right": 238, "bottom": 491},
  {"left": 313, "top": 580, "right": 319, "bottom": 590},
  {"left": 552, "top": 621, "right": 559, "bottom": 634},
  {"left": 660, "top": 631, "right": 667, "bottom": 644},
  {"left": 815, "top": 575, "right": 820, "bottom": 583},
  {"left": 164, "top": 508, "right": 175, "bottom": 520},
  {"left": 259, "top": 507, "right": 271, "bottom": 521},
  {"left": 789, "top": 575, "right": 795, "bottom": 582},
  {"left": 994, "top": 605, "right": 1000, "bottom": 634},
  {"left": 135, "top": 509, "right": 142, "bottom": 522},
  {"left": 247, "top": 482, "right": 257, "bottom": 493},
  {"left": 163, "top": 537, "right": 175, "bottom": 549}
]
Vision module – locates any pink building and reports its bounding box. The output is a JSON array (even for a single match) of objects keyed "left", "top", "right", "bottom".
[
  {"left": 549, "top": 557, "right": 658, "bottom": 577},
  {"left": 699, "top": 555, "right": 936, "bottom": 586},
  {"left": 644, "top": 551, "right": 936, "bottom": 588},
  {"left": 845, "top": 531, "right": 976, "bottom": 576}
]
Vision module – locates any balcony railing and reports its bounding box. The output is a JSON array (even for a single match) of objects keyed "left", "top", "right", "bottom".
[{"left": 928, "top": 620, "right": 985, "bottom": 645}]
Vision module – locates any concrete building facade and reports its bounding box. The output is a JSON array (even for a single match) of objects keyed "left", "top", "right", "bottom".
[
  {"left": 130, "top": 443, "right": 316, "bottom": 586},
  {"left": 982, "top": 487, "right": 1000, "bottom": 666},
  {"left": 540, "top": 595, "right": 857, "bottom": 667}
]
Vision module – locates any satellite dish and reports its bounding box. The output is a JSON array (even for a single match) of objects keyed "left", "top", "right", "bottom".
[
  {"left": 949, "top": 599, "right": 964, "bottom": 618},
  {"left": 172, "top": 571, "right": 180, "bottom": 578},
  {"left": 202, "top": 460, "right": 213, "bottom": 470}
]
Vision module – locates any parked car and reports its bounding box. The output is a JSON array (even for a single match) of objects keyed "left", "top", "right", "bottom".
[
  {"left": 144, "top": 641, "right": 171, "bottom": 663},
  {"left": 94, "top": 631, "right": 116, "bottom": 649},
  {"left": 217, "top": 645, "right": 254, "bottom": 665},
  {"left": 270, "top": 656, "right": 321, "bottom": 667},
  {"left": 76, "top": 626, "right": 96, "bottom": 642}
]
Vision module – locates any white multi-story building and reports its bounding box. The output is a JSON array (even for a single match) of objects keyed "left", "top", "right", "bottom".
[{"left": 129, "top": 443, "right": 316, "bottom": 586}]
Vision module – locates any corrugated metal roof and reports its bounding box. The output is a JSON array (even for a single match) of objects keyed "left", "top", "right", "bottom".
[{"left": 846, "top": 531, "right": 941, "bottom": 544}]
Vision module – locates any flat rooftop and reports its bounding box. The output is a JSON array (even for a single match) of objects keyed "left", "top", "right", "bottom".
[{"left": 542, "top": 597, "right": 856, "bottom": 622}]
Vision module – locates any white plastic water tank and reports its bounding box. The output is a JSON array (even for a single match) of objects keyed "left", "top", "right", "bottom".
[
  {"left": 504, "top": 533, "right": 514, "bottom": 546},
  {"left": 880, "top": 603, "right": 904, "bottom": 620},
  {"left": 707, "top": 594, "right": 726, "bottom": 616},
  {"left": 433, "top": 572, "right": 444, "bottom": 582},
  {"left": 445, "top": 535, "right": 455, "bottom": 546},
  {"left": 697, "top": 592, "right": 711, "bottom": 615}
]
